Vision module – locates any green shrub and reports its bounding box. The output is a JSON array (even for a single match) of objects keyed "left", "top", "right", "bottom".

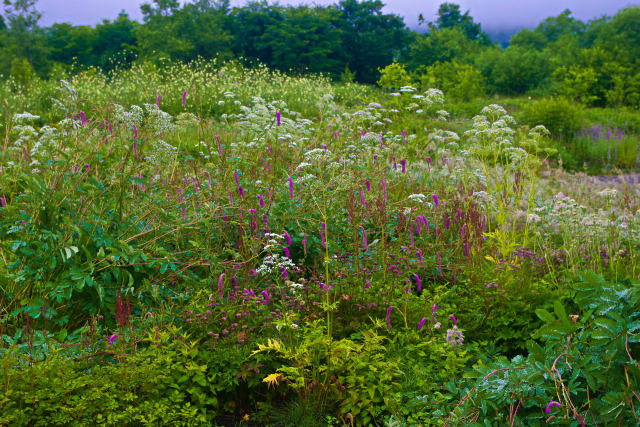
[
  {"left": 443, "top": 272, "right": 640, "bottom": 425},
  {"left": 419, "top": 61, "right": 486, "bottom": 101},
  {"left": 519, "top": 97, "right": 584, "bottom": 140}
]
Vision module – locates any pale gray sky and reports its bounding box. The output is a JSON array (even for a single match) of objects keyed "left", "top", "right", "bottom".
[{"left": 37, "top": 0, "right": 639, "bottom": 31}]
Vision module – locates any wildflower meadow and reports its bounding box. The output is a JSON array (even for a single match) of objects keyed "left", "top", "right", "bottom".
[{"left": 0, "top": 56, "right": 638, "bottom": 426}]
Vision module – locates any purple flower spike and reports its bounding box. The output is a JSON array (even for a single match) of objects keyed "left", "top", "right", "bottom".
[
  {"left": 156, "top": 94, "right": 162, "bottom": 109},
  {"left": 545, "top": 401, "right": 561, "bottom": 413},
  {"left": 418, "top": 317, "right": 427, "bottom": 330},
  {"left": 289, "top": 176, "right": 294, "bottom": 199},
  {"left": 432, "top": 304, "right": 437, "bottom": 322},
  {"left": 182, "top": 90, "right": 187, "bottom": 107},
  {"left": 284, "top": 231, "right": 292, "bottom": 245},
  {"left": 261, "top": 290, "right": 269, "bottom": 305},
  {"left": 218, "top": 273, "right": 225, "bottom": 299},
  {"left": 417, "top": 250, "right": 423, "bottom": 265},
  {"left": 433, "top": 194, "right": 439, "bottom": 207},
  {"left": 386, "top": 306, "right": 393, "bottom": 330},
  {"left": 365, "top": 279, "right": 371, "bottom": 289},
  {"left": 276, "top": 111, "right": 281, "bottom": 126},
  {"left": 361, "top": 226, "right": 368, "bottom": 251},
  {"left": 133, "top": 125, "right": 138, "bottom": 140},
  {"left": 281, "top": 266, "right": 288, "bottom": 280},
  {"left": 0, "top": 197, "right": 6, "bottom": 208},
  {"left": 283, "top": 247, "right": 290, "bottom": 258},
  {"left": 109, "top": 334, "right": 119, "bottom": 345},
  {"left": 449, "top": 315, "right": 457, "bottom": 327},
  {"left": 320, "top": 223, "right": 326, "bottom": 248},
  {"left": 365, "top": 180, "right": 371, "bottom": 191},
  {"left": 234, "top": 170, "right": 239, "bottom": 186},
  {"left": 414, "top": 273, "right": 421, "bottom": 291},
  {"left": 215, "top": 135, "right": 222, "bottom": 157},
  {"left": 401, "top": 159, "right": 406, "bottom": 173},
  {"left": 258, "top": 194, "right": 264, "bottom": 208}
]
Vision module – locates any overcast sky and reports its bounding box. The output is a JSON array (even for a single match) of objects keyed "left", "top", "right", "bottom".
[{"left": 36, "top": 0, "right": 639, "bottom": 31}]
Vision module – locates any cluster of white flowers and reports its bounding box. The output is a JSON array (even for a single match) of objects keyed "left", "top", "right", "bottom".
[
  {"left": 407, "top": 194, "right": 428, "bottom": 204},
  {"left": 597, "top": 188, "right": 618, "bottom": 198},
  {"left": 113, "top": 104, "right": 144, "bottom": 129},
  {"left": 12, "top": 112, "right": 40, "bottom": 124},
  {"left": 145, "top": 139, "right": 178, "bottom": 166},
  {"left": 304, "top": 148, "right": 332, "bottom": 162}
]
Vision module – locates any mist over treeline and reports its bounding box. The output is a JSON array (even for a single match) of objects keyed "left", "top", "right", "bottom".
[{"left": 1, "top": 0, "right": 639, "bottom": 107}]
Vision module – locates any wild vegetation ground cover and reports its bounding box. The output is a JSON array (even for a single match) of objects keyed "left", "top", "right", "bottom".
[{"left": 0, "top": 61, "right": 639, "bottom": 426}]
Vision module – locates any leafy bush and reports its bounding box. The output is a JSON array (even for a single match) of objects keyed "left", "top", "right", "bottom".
[
  {"left": 520, "top": 97, "right": 584, "bottom": 140},
  {"left": 418, "top": 61, "right": 486, "bottom": 102},
  {"left": 444, "top": 272, "right": 640, "bottom": 424}
]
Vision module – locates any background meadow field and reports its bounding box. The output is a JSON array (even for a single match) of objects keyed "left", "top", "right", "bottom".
[{"left": 1, "top": 1, "right": 640, "bottom": 426}]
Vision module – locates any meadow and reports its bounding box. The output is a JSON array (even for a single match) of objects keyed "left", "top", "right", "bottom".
[{"left": 0, "top": 60, "right": 639, "bottom": 426}]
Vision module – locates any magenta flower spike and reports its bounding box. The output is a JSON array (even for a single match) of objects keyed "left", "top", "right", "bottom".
[
  {"left": 401, "top": 130, "right": 407, "bottom": 145},
  {"left": 261, "top": 290, "right": 269, "bottom": 305},
  {"left": 449, "top": 315, "right": 457, "bottom": 327},
  {"left": 365, "top": 180, "right": 371, "bottom": 192},
  {"left": 105, "top": 136, "right": 109, "bottom": 146},
  {"left": 360, "top": 189, "right": 366, "bottom": 207},
  {"left": 282, "top": 266, "right": 288, "bottom": 280},
  {"left": 386, "top": 306, "right": 393, "bottom": 330},
  {"left": 373, "top": 154, "right": 377, "bottom": 165},
  {"left": 381, "top": 179, "right": 387, "bottom": 202},
  {"left": 257, "top": 194, "right": 265, "bottom": 208},
  {"left": 361, "top": 226, "right": 368, "bottom": 251},
  {"left": 238, "top": 186, "right": 244, "bottom": 197},
  {"left": 234, "top": 170, "right": 239, "bottom": 186},
  {"left": 133, "top": 125, "right": 138, "bottom": 140},
  {"left": 416, "top": 219, "right": 422, "bottom": 235},
  {"left": 417, "top": 250, "right": 423, "bottom": 265},
  {"left": 276, "top": 111, "right": 281, "bottom": 126},
  {"left": 445, "top": 217, "right": 450, "bottom": 230},
  {"left": 365, "top": 279, "right": 371, "bottom": 289},
  {"left": 283, "top": 247, "right": 290, "bottom": 258},
  {"left": 432, "top": 194, "right": 439, "bottom": 207},
  {"left": 432, "top": 304, "right": 437, "bottom": 322},
  {"left": 204, "top": 170, "right": 211, "bottom": 188},
  {"left": 379, "top": 133, "right": 384, "bottom": 148},
  {"left": 288, "top": 176, "right": 294, "bottom": 199},
  {"left": 215, "top": 135, "right": 222, "bottom": 156},
  {"left": 218, "top": 273, "right": 225, "bottom": 299},
  {"left": 284, "top": 231, "right": 292, "bottom": 245},
  {"left": 414, "top": 273, "right": 421, "bottom": 291},
  {"left": 133, "top": 142, "right": 139, "bottom": 159},
  {"left": 544, "top": 401, "right": 561, "bottom": 413},
  {"left": 418, "top": 317, "right": 427, "bottom": 330},
  {"left": 109, "top": 334, "right": 119, "bottom": 345},
  {"left": 0, "top": 197, "right": 6, "bottom": 208},
  {"left": 401, "top": 159, "right": 406, "bottom": 173},
  {"left": 182, "top": 90, "right": 187, "bottom": 107},
  {"left": 156, "top": 94, "right": 161, "bottom": 109},
  {"left": 464, "top": 243, "right": 470, "bottom": 258},
  {"left": 393, "top": 157, "right": 397, "bottom": 170}
]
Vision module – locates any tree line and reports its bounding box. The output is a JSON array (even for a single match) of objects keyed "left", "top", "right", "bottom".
[{"left": 1, "top": 0, "right": 639, "bottom": 107}]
